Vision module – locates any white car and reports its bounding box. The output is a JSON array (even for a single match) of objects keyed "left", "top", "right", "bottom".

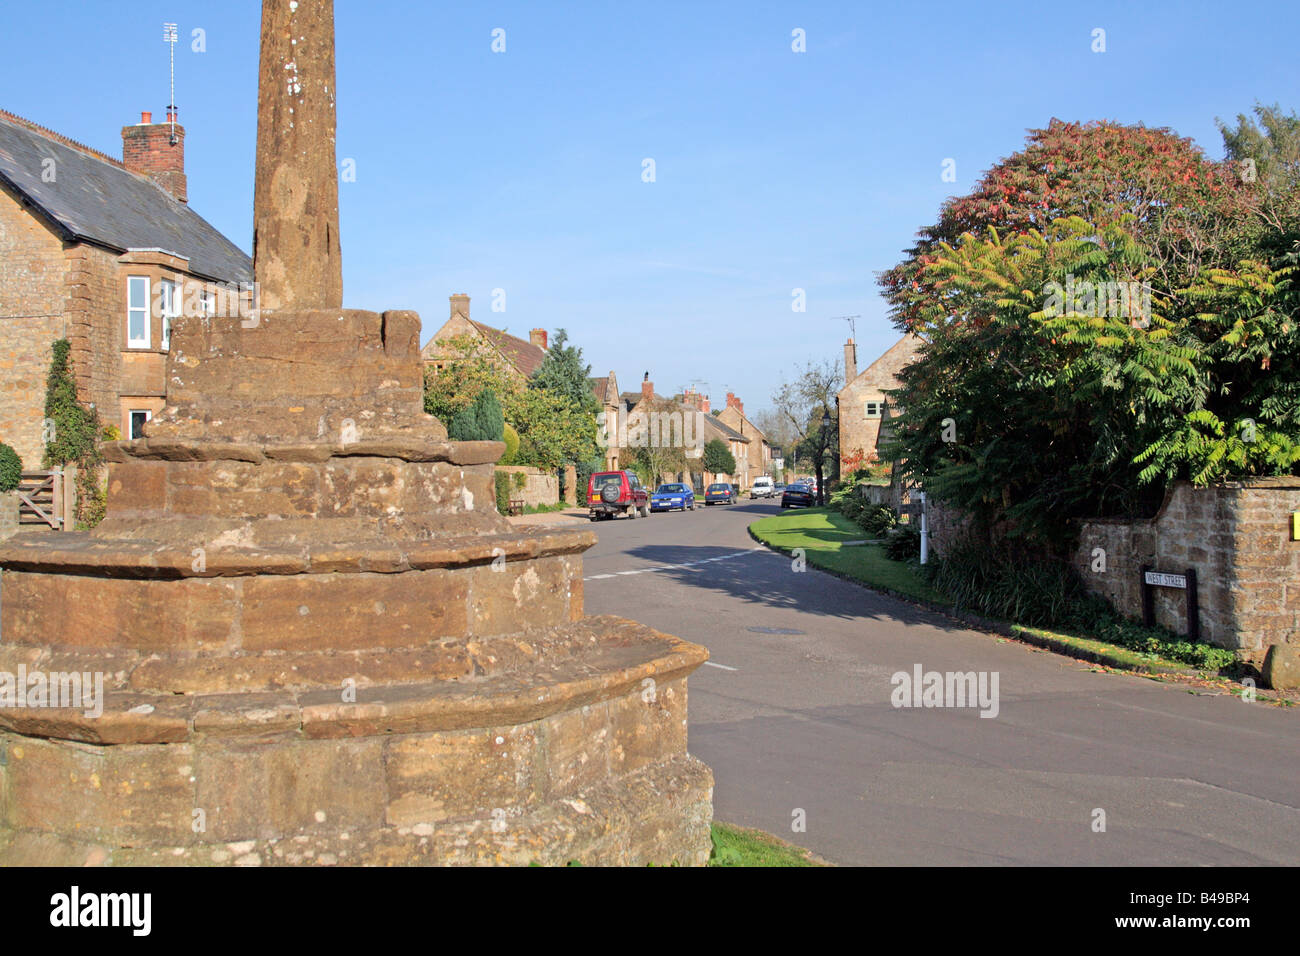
[{"left": 749, "top": 477, "right": 775, "bottom": 499}]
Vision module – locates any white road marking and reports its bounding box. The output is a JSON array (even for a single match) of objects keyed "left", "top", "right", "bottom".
[
  {"left": 703, "top": 661, "right": 738, "bottom": 671},
  {"left": 583, "top": 548, "right": 765, "bottom": 581}
]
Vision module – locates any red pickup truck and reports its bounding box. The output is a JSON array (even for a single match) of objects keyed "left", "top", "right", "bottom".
[{"left": 587, "top": 470, "right": 650, "bottom": 520}]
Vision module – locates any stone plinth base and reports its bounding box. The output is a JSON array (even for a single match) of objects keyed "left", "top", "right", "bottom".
[{"left": 0, "top": 618, "right": 714, "bottom": 866}]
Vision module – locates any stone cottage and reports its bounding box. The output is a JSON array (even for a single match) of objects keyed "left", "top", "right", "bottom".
[
  {"left": 837, "top": 333, "right": 922, "bottom": 471},
  {"left": 420, "top": 293, "right": 550, "bottom": 382},
  {"left": 714, "top": 390, "right": 774, "bottom": 487},
  {"left": 0, "top": 109, "right": 252, "bottom": 466}
]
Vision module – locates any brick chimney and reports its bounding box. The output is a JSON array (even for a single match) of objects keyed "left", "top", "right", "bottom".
[
  {"left": 726, "top": 392, "right": 743, "bottom": 415},
  {"left": 530, "top": 328, "right": 548, "bottom": 350},
  {"left": 122, "top": 110, "right": 186, "bottom": 202},
  {"left": 449, "top": 293, "right": 470, "bottom": 319},
  {"left": 641, "top": 373, "right": 654, "bottom": 401},
  {"left": 844, "top": 338, "right": 857, "bottom": 382}
]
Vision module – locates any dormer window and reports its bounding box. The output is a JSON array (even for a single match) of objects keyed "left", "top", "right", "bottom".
[{"left": 127, "top": 276, "right": 150, "bottom": 348}]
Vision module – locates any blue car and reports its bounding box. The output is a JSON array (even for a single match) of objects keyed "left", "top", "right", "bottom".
[{"left": 650, "top": 483, "right": 695, "bottom": 512}]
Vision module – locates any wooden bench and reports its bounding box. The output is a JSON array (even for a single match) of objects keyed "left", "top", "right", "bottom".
[{"left": 508, "top": 498, "right": 525, "bottom": 516}]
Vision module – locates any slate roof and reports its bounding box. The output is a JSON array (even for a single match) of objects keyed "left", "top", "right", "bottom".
[
  {"left": 702, "top": 413, "right": 750, "bottom": 444},
  {"left": 0, "top": 111, "right": 251, "bottom": 283},
  {"left": 468, "top": 319, "right": 546, "bottom": 378}
]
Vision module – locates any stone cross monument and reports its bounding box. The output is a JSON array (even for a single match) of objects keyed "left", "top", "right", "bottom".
[
  {"left": 0, "top": 0, "right": 713, "bottom": 865},
  {"left": 252, "top": 0, "right": 342, "bottom": 313}
]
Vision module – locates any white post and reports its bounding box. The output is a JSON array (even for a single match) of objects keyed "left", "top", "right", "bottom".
[{"left": 918, "top": 491, "right": 929, "bottom": 565}]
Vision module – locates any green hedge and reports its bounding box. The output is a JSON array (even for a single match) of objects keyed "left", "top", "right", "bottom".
[
  {"left": 0, "top": 443, "right": 21, "bottom": 492},
  {"left": 494, "top": 471, "right": 512, "bottom": 514}
]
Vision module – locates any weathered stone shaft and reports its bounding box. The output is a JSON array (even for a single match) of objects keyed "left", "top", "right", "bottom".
[{"left": 252, "top": 0, "right": 343, "bottom": 312}]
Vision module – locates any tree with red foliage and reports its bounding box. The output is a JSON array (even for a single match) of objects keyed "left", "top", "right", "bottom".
[{"left": 880, "top": 119, "right": 1253, "bottom": 331}]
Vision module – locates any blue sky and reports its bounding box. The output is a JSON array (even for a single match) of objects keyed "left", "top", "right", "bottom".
[{"left": 2, "top": 1, "right": 1296, "bottom": 416}]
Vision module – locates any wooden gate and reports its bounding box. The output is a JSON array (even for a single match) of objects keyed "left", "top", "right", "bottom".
[{"left": 16, "top": 468, "right": 76, "bottom": 531}]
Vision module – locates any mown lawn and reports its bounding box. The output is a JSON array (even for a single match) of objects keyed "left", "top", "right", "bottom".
[{"left": 749, "top": 507, "right": 944, "bottom": 605}]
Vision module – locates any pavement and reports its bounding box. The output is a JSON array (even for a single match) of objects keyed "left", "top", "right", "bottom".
[
  {"left": 579, "top": 497, "right": 1300, "bottom": 866},
  {"left": 505, "top": 508, "right": 588, "bottom": 527}
]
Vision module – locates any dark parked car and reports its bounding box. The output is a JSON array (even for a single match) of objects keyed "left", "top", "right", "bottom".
[
  {"left": 650, "top": 482, "right": 695, "bottom": 512},
  {"left": 587, "top": 470, "right": 650, "bottom": 520},
  {"left": 781, "top": 483, "right": 815, "bottom": 508},
  {"left": 704, "top": 482, "right": 736, "bottom": 505}
]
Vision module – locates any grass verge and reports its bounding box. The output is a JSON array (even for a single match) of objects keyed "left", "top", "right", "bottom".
[
  {"left": 749, "top": 507, "right": 944, "bottom": 605},
  {"left": 708, "top": 822, "right": 827, "bottom": 867}
]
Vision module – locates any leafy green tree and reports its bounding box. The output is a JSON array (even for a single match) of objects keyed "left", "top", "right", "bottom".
[
  {"left": 423, "top": 334, "right": 518, "bottom": 426},
  {"left": 1138, "top": 254, "right": 1300, "bottom": 484},
  {"left": 426, "top": 331, "right": 599, "bottom": 469},
  {"left": 1218, "top": 102, "right": 1300, "bottom": 251},
  {"left": 530, "top": 329, "right": 599, "bottom": 416},
  {"left": 887, "top": 209, "right": 1300, "bottom": 551},
  {"left": 772, "top": 360, "right": 841, "bottom": 502},
  {"left": 702, "top": 438, "right": 735, "bottom": 477},
  {"left": 507, "top": 388, "right": 598, "bottom": 470},
  {"left": 886, "top": 218, "right": 1185, "bottom": 547}
]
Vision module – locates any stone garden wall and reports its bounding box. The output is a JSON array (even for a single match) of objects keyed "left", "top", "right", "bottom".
[
  {"left": 495, "top": 465, "right": 559, "bottom": 508},
  {"left": 922, "top": 479, "right": 1300, "bottom": 661},
  {"left": 1073, "top": 478, "right": 1300, "bottom": 661}
]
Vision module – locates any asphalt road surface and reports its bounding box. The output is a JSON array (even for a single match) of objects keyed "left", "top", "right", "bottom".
[{"left": 580, "top": 497, "right": 1300, "bottom": 866}]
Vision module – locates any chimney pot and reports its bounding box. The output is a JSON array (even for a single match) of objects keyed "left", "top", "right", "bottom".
[{"left": 122, "top": 113, "right": 186, "bottom": 202}]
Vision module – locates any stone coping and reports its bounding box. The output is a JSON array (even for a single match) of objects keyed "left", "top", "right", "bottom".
[
  {"left": 0, "top": 617, "right": 708, "bottom": 745},
  {"left": 102, "top": 437, "right": 504, "bottom": 465},
  {"left": 0, "top": 527, "right": 593, "bottom": 577}
]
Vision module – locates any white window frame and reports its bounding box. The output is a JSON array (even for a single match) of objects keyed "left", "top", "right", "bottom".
[
  {"left": 199, "top": 287, "right": 215, "bottom": 316},
  {"left": 159, "top": 278, "right": 178, "bottom": 351},
  {"left": 127, "top": 276, "right": 150, "bottom": 348},
  {"left": 128, "top": 408, "right": 153, "bottom": 439},
  {"left": 865, "top": 401, "right": 884, "bottom": 419}
]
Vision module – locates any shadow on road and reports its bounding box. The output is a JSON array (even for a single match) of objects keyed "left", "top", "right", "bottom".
[{"left": 620, "top": 542, "right": 968, "bottom": 633}]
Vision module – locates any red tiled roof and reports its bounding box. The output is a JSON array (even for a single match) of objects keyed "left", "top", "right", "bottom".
[{"left": 469, "top": 320, "right": 546, "bottom": 378}]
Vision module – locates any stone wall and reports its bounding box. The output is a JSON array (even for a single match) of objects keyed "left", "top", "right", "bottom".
[
  {"left": 0, "top": 184, "right": 67, "bottom": 467},
  {"left": 0, "top": 492, "right": 17, "bottom": 540},
  {"left": 922, "top": 496, "right": 969, "bottom": 556},
  {"left": 1074, "top": 479, "right": 1300, "bottom": 659},
  {"left": 495, "top": 465, "right": 559, "bottom": 508},
  {"left": 64, "top": 243, "right": 123, "bottom": 423}
]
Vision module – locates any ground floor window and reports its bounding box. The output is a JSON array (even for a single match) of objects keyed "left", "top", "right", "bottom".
[{"left": 128, "top": 409, "right": 152, "bottom": 439}]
